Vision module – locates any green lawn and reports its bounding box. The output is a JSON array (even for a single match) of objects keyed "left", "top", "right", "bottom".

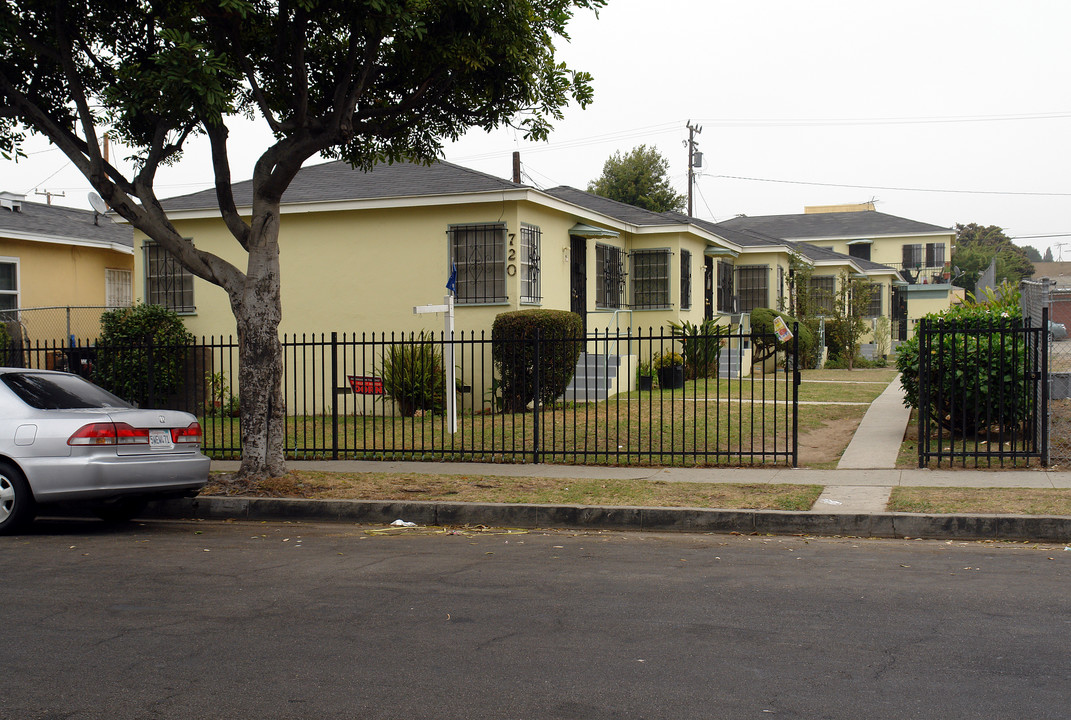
[{"left": 200, "top": 368, "right": 896, "bottom": 466}]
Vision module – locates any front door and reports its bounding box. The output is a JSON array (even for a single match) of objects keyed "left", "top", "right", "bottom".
[
  {"left": 891, "top": 285, "right": 908, "bottom": 340},
  {"left": 570, "top": 236, "right": 587, "bottom": 331}
]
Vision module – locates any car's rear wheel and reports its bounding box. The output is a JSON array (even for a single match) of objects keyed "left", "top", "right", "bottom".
[{"left": 0, "top": 461, "right": 36, "bottom": 535}]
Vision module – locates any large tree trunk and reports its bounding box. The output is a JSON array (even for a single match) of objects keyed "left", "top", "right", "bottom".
[{"left": 231, "top": 208, "right": 287, "bottom": 479}]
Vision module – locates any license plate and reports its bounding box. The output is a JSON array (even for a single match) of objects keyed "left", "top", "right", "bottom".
[{"left": 149, "top": 429, "right": 174, "bottom": 450}]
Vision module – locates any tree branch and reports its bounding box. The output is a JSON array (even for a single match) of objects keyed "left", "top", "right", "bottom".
[{"left": 205, "top": 121, "right": 252, "bottom": 251}]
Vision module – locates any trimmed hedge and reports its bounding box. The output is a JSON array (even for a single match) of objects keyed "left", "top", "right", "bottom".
[
  {"left": 94, "top": 304, "right": 194, "bottom": 407},
  {"left": 492, "top": 310, "right": 583, "bottom": 413}
]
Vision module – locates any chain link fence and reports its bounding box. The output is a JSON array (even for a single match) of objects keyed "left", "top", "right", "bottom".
[{"left": 1021, "top": 279, "right": 1071, "bottom": 465}]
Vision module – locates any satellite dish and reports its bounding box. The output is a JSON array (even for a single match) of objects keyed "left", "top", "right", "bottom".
[{"left": 88, "top": 192, "right": 108, "bottom": 214}]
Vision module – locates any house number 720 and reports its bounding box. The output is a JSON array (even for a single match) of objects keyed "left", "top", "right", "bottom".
[{"left": 506, "top": 232, "right": 517, "bottom": 276}]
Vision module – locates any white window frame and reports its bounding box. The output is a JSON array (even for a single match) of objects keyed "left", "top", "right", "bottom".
[
  {"left": 105, "top": 268, "right": 133, "bottom": 308},
  {"left": 0, "top": 256, "right": 19, "bottom": 315}
]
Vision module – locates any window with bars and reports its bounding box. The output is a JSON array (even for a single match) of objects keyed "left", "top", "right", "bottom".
[
  {"left": 809, "top": 276, "right": 836, "bottom": 315},
  {"left": 717, "top": 261, "right": 734, "bottom": 313},
  {"left": 595, "top": 244, "right": 625, "bottom": 309},
  {"left": 925, "top": 242, "right": 946, "bottom": 267},
  {"left": 0, "top": 258, "right": 17, "bottom": 313},
  {"left": 865, "top": 283, "right": 883, "bottom": 317},
  {"left": 631, "top": 249, "right": 671, "bottom": 309},
  {"left": 680, "top": 249, "right": 691, "bottom": 310},
  {"left": 520, "top": 224, "right": 541, "bottom": 304},
  {"left": 735, "top": 265, "right": 769, "bottom": 313},
  {"left": 902, "top": 244, "right": 923, "bottom": 269},
  {"left": 448, "top": 223, "right": 506, "bottom": 304},
  {"left": 143, "top": 241, "right": 195, "bottom": 312},
  {"left": 105, "top": 268, "right": 133, "bottom": 308}
]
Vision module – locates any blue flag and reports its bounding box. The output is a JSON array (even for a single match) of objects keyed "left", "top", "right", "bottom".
[{"left": 446, "top": 263, "right": 457, "bottom": 293}]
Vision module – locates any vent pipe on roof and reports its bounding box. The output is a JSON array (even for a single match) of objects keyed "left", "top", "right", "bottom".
[
  {"left": 512, "top": 151, "right": 521, "bottom": 184},
  {"left": 0, "top": 192, "right": 24, "bottom": 212}
]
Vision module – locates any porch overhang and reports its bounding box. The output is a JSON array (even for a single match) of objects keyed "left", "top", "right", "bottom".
[
  {"left": 569, "top": 223, "right": 619, "bottom": 239},
  {"left": 704, "top": 247, "right": 739, "bottom": 258}
]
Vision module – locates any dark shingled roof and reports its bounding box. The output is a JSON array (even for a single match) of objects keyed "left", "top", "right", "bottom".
[
  {"left": 160, "top": 159, "right": 525, "bottom": 211},
  {"left": 541, "top": 186, "right": 682, "bottom": 226},
  {"left": 660, "top": 211, "right": 785, "bottom": 248},
  {"left": 716, "top": 211, "right": 950, "bottom": 239},
  {"left": 0, "top": 197, "right": 132, "bottom": 247},
  {"left": 793, "top": 242, "right": 895, "bottom": 272}
]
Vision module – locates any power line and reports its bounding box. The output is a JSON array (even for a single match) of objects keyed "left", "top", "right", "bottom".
[
  {"left": 692, "top": 111, "right": 1071, "bottom": 127},
  {"left": 714, "top": 174, "right": 1071, "bottom": 198}
]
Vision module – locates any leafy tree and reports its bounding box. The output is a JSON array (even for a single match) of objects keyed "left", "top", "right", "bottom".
[
  {"left": 0, "top": 0, "right": 603, "bottom": 481},
  {"left": 1043, "top": 247, "right": 1054, "bottom": 263},
  {"left": 1021, "top": 245, "right": 1043, "bottom": 262},
  {"left": 952, "top": 223, "right": 1034, "bottom": 295},
  {"left": 825, "top": 272, "right": 877, "bottom": 371},
  {"left": 587, "top": 145, "right": 685, "bottom": 212}
]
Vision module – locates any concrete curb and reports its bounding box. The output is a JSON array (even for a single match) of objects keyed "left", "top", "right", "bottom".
[{"left": 145, "top": 497, "right": 1071, "bottom": 543}]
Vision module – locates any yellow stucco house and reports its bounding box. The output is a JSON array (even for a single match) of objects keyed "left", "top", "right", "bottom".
[
  {"left": 138, "top": 160, "right": 906, "bottom": 348},
  {"left": 717, "top": 202, "right": 957, "bottom": 343},
  {"left": 0, "top": 191, "right": 133, "bottom": 346}
]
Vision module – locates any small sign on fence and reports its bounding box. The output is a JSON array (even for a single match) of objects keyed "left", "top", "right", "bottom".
[
  {"left": 347, "top": 375, "right": 384, "bottom": 395},
  {"left": 773, "top": 316, "right": 794, "bottom": 342}
]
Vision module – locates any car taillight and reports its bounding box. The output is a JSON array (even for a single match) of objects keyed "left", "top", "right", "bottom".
[
  {"left": 68, "top": 422, "right": 117, "bottom": 445},
  {"left": 68, "top": 422, "right": 150, "bottom": 445},
  {"left": 171, "top": 422, "right": 203, "bottom": 445}
]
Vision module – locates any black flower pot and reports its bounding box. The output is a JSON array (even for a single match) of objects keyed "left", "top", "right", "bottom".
[
  {"left": 657, "top": 366, "right": 685, "bottom": 390},
  {"left": 638, "top": 375, "right": 653, "bottom": 391}
]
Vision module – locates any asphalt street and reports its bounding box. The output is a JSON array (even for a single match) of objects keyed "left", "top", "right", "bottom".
[{"left": 3, "top": 518, "right": 1070, "bottom": 719}]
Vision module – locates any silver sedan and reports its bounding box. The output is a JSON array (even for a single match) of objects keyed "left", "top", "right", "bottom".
[{"left": 0, "top": 368, "right": 210, "bottom": 533}]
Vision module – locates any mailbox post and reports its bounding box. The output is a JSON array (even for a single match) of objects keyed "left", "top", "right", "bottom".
[{"left": 413, "top": 294, "right": 457, "bottom": 433}]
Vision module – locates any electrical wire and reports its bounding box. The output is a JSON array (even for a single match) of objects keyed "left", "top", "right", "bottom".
[{"left": 713, "top": 174, "right": 1071, "bottom": 198}]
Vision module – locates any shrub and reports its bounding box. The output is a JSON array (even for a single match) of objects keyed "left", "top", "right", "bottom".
[
  {"left": 669, "top": 319, "right": 727, "bottom": 379},
  {"left": 492, "top": 310, "right": 582, "bottom": 413},
  {"left": 653, "top": 351, "right": 684, "bottom": 370},
  {"left": 897, "top": 284, "right": 1030, "bottom": 434},
  {"left": 94, "top": 304, "right": 194, "bottom": 407},
  {"left": 380, "top": 332, "right": 446, "bottom": 417},
  {"left": 0, "top": 322, "right": 8, "bottom": 363},
  {"left": 750, "top": 308, "right": 815, "bottom": 368}
]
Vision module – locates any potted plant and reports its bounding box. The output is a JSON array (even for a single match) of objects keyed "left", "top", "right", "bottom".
[
  {"left": 653, "top": 351, "right": 685, "bottom": 390},
  {"left": 637, "top": 360, "right": 655, "bottom": 391}
]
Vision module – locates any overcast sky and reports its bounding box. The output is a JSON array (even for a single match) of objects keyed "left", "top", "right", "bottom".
[{"left": 4, "top": 0, "right": 1071, "bottom": 255}]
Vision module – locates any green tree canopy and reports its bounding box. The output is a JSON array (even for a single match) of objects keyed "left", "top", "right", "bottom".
[
  {"left": 1021, "top": 245, "right": 1043, "bottom": 262},
  {"left": 587, "top": 145, "right": 685, "bottom": 213},
  {"left": 0, "top": 0, "right": 603, "bottom": 480},
  {"left": 952, "top": 223, "right": 1034, "bottom": 296}
]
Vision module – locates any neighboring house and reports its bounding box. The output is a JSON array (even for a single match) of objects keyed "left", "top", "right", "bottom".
[
  {"left": 136, "top": 160, "right": 905, "bottom": 347},
  {"left": 0, "top": 191, "right": 133, "bottom": 343},
  {"left": 716, "top": 205, "right": 956, "bottom": 340}
]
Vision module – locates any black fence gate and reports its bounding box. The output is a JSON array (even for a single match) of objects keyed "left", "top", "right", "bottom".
[{"left": 916, "top": 311, "right": 1049, "bottom": 467}]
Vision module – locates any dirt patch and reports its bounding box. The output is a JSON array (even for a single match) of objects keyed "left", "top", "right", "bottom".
[{"left": 796, "top": 416, "right": 862, "bottom": 465}]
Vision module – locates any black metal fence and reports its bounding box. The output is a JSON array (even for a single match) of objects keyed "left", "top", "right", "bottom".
[
  {"left": 6, "top": 326, "right": 801, "bottom": 467},
  {"left": 916, "top": 312, "right": 1048, "bottom": 467}
]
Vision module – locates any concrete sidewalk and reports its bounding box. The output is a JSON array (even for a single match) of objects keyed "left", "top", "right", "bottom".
[
  {"left": 195, "top": 375, "right": 1071, "bottom": 542},
  {"left": 210, "top": 459, "right": 1071, "bottom": 489}
]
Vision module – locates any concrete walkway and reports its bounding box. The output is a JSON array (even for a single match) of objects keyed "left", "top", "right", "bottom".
[{"left": 813, "top": 373, "right": 913, "bottom": 513}]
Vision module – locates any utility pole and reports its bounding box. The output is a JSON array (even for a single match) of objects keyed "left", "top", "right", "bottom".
[
  {"left": 685, "top": 121, "right": 702, "bottom": 217},
  {"left": 34, "top": 189, "right": 65, "bottom": 205}
]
